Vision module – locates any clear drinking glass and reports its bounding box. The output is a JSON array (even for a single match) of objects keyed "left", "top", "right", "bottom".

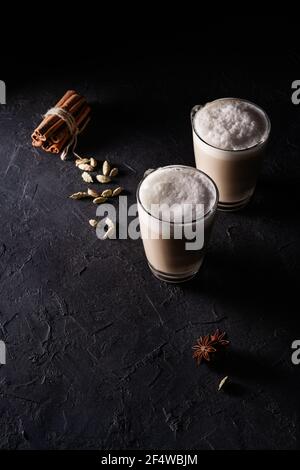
[
  {"left": 137, "top": 165, "right": 219, "bottom": 283},
  {"left": 191, "top": 98, "right": 271, "bottom": 211}
]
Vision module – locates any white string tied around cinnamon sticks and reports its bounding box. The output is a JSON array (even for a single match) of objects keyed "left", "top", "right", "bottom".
[{"left": 45, "top": 107, "right": 82, "bottom": 161}]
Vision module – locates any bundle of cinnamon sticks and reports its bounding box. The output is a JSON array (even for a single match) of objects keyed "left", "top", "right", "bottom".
[{"left": 31, "top": 90, "right": 91, "bottom": 155}]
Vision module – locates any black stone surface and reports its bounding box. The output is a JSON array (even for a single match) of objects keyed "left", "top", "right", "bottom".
[{"left": 0, "top": 40, "right": 300, "bottom": 450}]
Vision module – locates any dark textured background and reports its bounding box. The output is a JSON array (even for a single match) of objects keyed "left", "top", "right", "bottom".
[{"left": 1, "top": 28, "right": 300, "bottom": 450}]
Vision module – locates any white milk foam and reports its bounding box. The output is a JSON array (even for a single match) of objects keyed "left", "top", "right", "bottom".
[
  {"left": 194, "top": 98, "right": 269, "bottom": 151},
  {"left": 139, "top": 166, "right": 216, "bottom": 222}
]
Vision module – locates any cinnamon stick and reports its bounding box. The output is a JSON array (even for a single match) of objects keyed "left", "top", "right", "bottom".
[
  {"left": 47, "top": 104, "right": 91, "bottom": 151},
  {"left": 31, "top": 90, "right": 91, "bottom": 157},
  {"left": 33, "top": 90, "right": 77, "bottom": 139},
  {"left": 47, "top": 115, "right": 91, "bottom": 154},
  {"left": 42, "top": 96, "right": 86, "bottom": 141},
  {"left": 50, "top": 100, "right": 88, "bottom": 143}
]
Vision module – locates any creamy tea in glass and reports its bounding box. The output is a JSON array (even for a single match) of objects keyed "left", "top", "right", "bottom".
[
  {"left": 137, "top": 165, "right": 218, "bottom": 282},
  {"left": 191, "top": 98, "right": 271, "bottom": 211}
]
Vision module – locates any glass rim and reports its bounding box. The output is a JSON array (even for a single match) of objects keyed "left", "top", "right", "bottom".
[
  {"left": 191, "top": 97, "right": 271, "bottom": 153},
  {"left": 136, "top": 164, "right": 219, "bottom": 224}
]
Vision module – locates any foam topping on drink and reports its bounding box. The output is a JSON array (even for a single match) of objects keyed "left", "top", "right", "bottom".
[
  {"left": 193, "top": 98, "right": 269, "bottom": 151},
  {"left": 139, "top": 166, "right": 217, "bottom": 222}
]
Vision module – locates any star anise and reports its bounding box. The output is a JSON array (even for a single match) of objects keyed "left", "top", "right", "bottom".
[
  {"left": 192, "top": 329, "right": 229, "bottom": 366},
  {"left": 210, "top": 329, "right": 230, "bottom": 347},
  {"left": 192, "top": 335, "right": 216, "bottom": 365}
]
